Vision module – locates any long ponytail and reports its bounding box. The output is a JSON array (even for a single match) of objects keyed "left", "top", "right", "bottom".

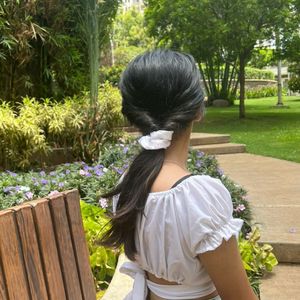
[
  {"left": 99, "top": 49, "right": 204, "bottom": 260},
  {"left": 100, "top": 149, "right": 164, "bottom": 260}
]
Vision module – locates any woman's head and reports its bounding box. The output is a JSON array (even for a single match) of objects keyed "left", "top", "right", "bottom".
[
  {"left": 100, "top": 49, "right": 204, "bottom": 259},
  {"left": 120, "top": 49, "right": 204, "bottom": 135}
]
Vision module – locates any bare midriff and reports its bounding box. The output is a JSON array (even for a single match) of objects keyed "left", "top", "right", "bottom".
[{"left": 146, "top": 272, "right": 219, "bottom": 300}]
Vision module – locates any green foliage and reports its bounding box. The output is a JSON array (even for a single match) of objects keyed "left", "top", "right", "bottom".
[
  {"left": 288, "top": 77, "right": 300, "bottom": 92},
  {"left": 145, "top": 0, "right": 292, "bottom": 118},
  {"left": 245, "top": 68, "right": 275, "bottom": 80},
  {"left": 248, "top": 49, "right": 275, "bottom": 69},
  {"left": 80, "top": 201, "right": 119, "bottom": 291},
  {"left": 100, "top": 65, "right": 125, "bottom": 86},
  {"left": 111, "top": 7, "right": 154, "bottom": 66},
  {"left": 0, "top": 0, "right": 119, "bottom": 103},
  {"left": 243, "top": 86, "right": 282, "bottom": 99},
  {"left": 239, "top": 227, "right": 278, "bottom": 294},
  {"left": 0, "top": 83, "right": 124, "bottom": 170}
]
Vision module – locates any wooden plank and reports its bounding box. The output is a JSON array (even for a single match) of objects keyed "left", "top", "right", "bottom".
[
  {"left": 64, "top": 190, "right": 96, "bottom": 300},
  {"left": 14, "top": 205, "right": 48, "bottom": 300},
  {"left": 0, "top": 256, "right": 8, "bottom": 300},
  {"left": 0, "top": 210, "right": 31, "bottom": 300},
  {"left": 48, "top": 194, "right": 83, "bottom": 300},
  {"left": 30, "top": 199, "right": 67, "bottom": 300}
]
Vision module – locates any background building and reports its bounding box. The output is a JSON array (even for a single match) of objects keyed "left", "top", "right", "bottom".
[{"left": 122, "top": 0, "right": 144, "bottom": 12}]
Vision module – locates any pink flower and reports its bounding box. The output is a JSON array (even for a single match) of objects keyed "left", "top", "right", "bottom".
[
  {"left": 48, "top": 190, "right": 60, "bottom": 197},
  {"left": 99, "top": 198, "right": 108, "bottom": 209},
  {"left": 79, "top": 169, "right": 87, "bottom": 176},
  {"left": 234, "top": 204, "right": 246, "bottom": 213}
]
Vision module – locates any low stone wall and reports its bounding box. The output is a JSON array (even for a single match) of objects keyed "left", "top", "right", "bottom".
[{"left": 102, "top": 254, "right": 132, "bottom": 300}]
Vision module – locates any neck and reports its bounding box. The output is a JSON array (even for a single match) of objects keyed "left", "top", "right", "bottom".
[{"left": 164, "top": 123, "right": 193, "bottom": 168}]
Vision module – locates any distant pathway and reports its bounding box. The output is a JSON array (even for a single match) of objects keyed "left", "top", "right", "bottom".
[{"left": 216, "top": 153, "right": 300, "bottom": 300}]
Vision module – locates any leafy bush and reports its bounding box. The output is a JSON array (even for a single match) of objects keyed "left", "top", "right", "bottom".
[
  {"left": 0, "top": 83, "right": 125, "bottom": 170},
  {"left": 288, "top": 77, "right": 300, "bottom": 93},
  {"left": 245, "top": 67, "right": 275, "bottom": 80},
  {"left": 245, "top": 86, "right": 278, "bottom": 99},
  {"left": 239, "top": 228, "right": 278, "bottom": 295},
  {"left": 99, "top": 65, "right": 125, "bottom": 86},
  {"left": 80, "top": 201, "right": 118, "bottom": 294}
]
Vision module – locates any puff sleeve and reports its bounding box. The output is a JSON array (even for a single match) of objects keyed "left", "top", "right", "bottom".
[{"left": 183, "top": 175, "right": 244, "bottom": 257}]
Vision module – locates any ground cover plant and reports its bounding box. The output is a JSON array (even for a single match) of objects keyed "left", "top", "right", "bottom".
[
  {"left": 0, "top": 138, "right": 277, "bottom": 297},
  {"left": 194, "top": 96, "right": 300, "bottom": 163}
]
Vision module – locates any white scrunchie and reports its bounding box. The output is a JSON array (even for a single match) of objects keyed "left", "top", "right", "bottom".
[{"left": 138, "top": 130, "right": 174, "bottom": 150}]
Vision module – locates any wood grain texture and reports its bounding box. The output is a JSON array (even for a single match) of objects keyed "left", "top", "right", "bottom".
[
  {"left": 64, "top": 190, "right": 96, "bottom": 300},
  {"left": 0, "top": 210, "right": 31, "bottom": 300},
  {"left": 0, "top": 255, "right": 8, "bottom": 300},
  {"left": 30, "top": 199, "right": 67, "bottom": 300},
  {"left": 14, "top": 205, "right": 49, "bottom": 300},
  {"left": 48, "top": 194, "right": 83, "bottom": 300}
]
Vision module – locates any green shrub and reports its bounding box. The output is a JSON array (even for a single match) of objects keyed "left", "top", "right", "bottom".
[
  {"left": 80, "top": 201, "right": 118, "bottom": 292},
  {"left": 245, "top": 67, "right": 275, "bottom": 80},
  {"left": 0, "top": 83, "right": 125, "bottom": 170},
  {"left": 239, "top": 227, "right": 278, "bottom": 295},
  {"left": 99, "top": 65, "right": 125, "bottom": 86},
  {"left": 245, "top": 86, "right": 277, "bottom": 99},
  {"left": 288, "top": 77, "right": 300, "bottom": 93}
]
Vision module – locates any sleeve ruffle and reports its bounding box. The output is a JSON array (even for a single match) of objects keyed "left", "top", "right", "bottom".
[
  {"left": 184, "top": 175, "right": 244, "bottom": 256},
  {"left": 195, "top": 217, "right": 244, "bottom": 254}
]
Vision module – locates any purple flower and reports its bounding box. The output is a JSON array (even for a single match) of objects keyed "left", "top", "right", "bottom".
[
  {"left": 25, "top": 192, "right": 34, "bottom": 200},
  {"left": 6, "top": 170, "right": 17, "bottom": 177},
  {"left": 196, "top": 151, "right": 204, "bottom": 158},
  {"left": 40, "top": 171, "right": 46, "bottom": 177},
  {"left": 83, "top": 165, "right": 91, "bottom": 171},
  {"left": 58, "top": 182, "right": 65, "bottom": 188},
  {"left": 3, "top": 186, "right": 14, "bottom": 193},
  {"left": 95, "top": 169, "right": 104, "bottom": 177},
  {"left": 64, "top": 163, "right": 71, "bottom": 166},
  {"left": 65, "top": 170, "right": 71, "bottom": 175},
  {"left": 51, "top": 180, "right": 57, "bottom": 184},
  {"left": 217, "top": 168, "right": 224, "bottom": 176},
  {"left": 123, "top": 146, "right": 129, "bottom": 154},
  {"left": 34, "top": 181, "right": 39, "bottom": 186},
  {"left": 49, "top": 171, "right": 56, "bottom": 176},
  {"left": 41, "top": 179, "right": 49, "bottom": 185},
  {"left": 195, "top": 160, "right": 202, "bottom": 168},
  {"left": 85, "top": 172, "right": 92, "bottom": 177},
  {"left": 99, "top": 198, "right": 108, "bottom": 209}
]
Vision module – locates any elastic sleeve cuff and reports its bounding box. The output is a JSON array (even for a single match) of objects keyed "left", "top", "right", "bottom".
[{"left": 195, "top": 218, "right": 244, "bottom": 255}]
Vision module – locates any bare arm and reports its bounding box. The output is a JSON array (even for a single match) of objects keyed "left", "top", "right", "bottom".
[{"left": 198, "top": 236, "right": 259, "bottom": 300}]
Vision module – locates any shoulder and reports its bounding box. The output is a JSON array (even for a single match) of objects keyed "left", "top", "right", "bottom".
[{"left": 183, "top": 175, "right": 232, "bottom": 209}]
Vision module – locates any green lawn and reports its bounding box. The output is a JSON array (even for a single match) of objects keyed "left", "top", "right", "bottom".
[{"left": 193, "top": 96, "right": 300, "bottom": 163}]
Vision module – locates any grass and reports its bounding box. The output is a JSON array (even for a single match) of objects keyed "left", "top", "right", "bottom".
[{"left": 193, "top": 96, "right": 300, "bottom": 163}]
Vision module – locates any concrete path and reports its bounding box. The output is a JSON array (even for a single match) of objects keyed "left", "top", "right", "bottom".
[{"left": 216, "top": 153, "right": 300, "bottom": 300}]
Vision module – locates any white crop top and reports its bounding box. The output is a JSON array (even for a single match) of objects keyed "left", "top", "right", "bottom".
[{"left": 118, "top": 175, "right": 244, "bottom": 300}]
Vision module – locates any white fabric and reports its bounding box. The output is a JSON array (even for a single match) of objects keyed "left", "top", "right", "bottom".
[
  {"left": 138, "top": 130, "right": 174, "bottom": 150},
  {"left": 119, "top": 175, "right": 244, "bottom": 299}
]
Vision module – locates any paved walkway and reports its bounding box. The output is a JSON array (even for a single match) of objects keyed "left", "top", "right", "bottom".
[{"left": 216, "top": 153, "right": 300, "bottom": 300}]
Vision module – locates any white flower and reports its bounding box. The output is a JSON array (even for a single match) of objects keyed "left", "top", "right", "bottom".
[{"left": 103, "top": 168, "right": 108, "bottom": 173}]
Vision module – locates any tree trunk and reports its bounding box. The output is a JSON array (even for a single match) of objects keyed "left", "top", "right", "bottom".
[{"left": 239, "top": 56, "right": 246, "bottom": 119}]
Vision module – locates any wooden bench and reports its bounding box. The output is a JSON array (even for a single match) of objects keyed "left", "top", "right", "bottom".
[{"left": 0, "top": 189, "right": 96, "bottom": 300}]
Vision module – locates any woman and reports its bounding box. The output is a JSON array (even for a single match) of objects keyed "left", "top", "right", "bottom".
[{"left": 100, "top": 49, "right": 258, "bottom": 300}]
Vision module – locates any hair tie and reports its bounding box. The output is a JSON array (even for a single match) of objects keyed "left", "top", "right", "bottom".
[{"left": 138, "top": 130, "right": 174, "bottom": 150}]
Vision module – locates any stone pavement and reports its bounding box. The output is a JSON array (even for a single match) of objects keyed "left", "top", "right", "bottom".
[{"left": 216, "top": 153, "right": 300, "bottom": 300}]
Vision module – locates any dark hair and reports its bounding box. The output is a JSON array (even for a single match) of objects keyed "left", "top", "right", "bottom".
[{"left": 100, "top": 49, "right": 205, "bottom": 260}]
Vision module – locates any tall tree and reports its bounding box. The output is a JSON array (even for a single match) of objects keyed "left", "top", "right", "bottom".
[{"left": 145, "top": 0, "right": 291, "bottom": 118}]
